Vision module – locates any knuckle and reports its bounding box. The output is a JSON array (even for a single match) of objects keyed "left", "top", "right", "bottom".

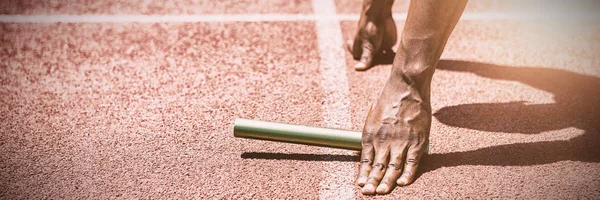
[
  {"left": 388, "top": 163, "right": 402, "bottom": 170},
  {"left": 361, "top": 158, "right": 373, "bottom": 165},
  {"left": 377, "top": 131, "right": 389, "bottom": 143},
  {"left": 362, "top": 131, "right": 375, "bottom": 144},
  {"left": 406, "top": 158, "right": 419, "bottom": 166},
  {"left": 409, "top": 132, "right": 426, "bottom": 145},
  {"left": 362, "top": 129, "right": 373, "bottom": 138},
  {"left": 372, "top": 163, "right": 387, "bottom": 171},
  {"left": 361, "top": 141, "right": 373, "bottom": 149},
  {"left": 407, "top": 131, "right": 416, "bottom": 141}
]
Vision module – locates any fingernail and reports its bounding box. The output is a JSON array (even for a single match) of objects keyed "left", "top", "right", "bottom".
[
  {"left": 398, "top": 177, "right": 408, "bottom": 185},
  {"left": 354, "top": 62, "right": 367, "bottom": 70},
  {"left": 376, "top": 183, "right": 389, "bottom": 193},
  {"left": 362, "top": 184, "right": 375, "bottom": 194}
]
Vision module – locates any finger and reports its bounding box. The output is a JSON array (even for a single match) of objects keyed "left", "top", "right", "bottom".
[
  {"left": 376, "top": 145, "right": 407, "bottom": 194},
  {"left": 346, "top": 40, "right": 362, "bottom": 60},
  {"left": 362, "top": 146, "right": 389, "bottom": 195},
  {"left": 354, "top": 42, "right": 374, "bottom": 71},
  {"left": 397, "top": 143, "right": 425, "bottom": 186},
  {"left": 356, "top": 144, "right": 374, "bottom": 187}
]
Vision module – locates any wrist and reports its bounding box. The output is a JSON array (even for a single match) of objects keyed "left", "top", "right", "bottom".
[{"left": 385, "top": 64, "right": 434, "bottom": 105}]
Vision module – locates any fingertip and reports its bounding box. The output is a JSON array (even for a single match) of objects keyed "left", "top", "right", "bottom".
[
  {"left": 396, "top": 175, "right": 413, "bottom": 186},
  {"left": 354, "top": 62, "right": 369, "bottom": 71},
  {"left": 376, "top": 183, "right": 390, "bottom": 194},
  {"left": 396, "top": 177, "right": 407, "bottom": 186},
  {"left": 361, "top": 184, "right": 376, "bottom": 195},
  {"left": 356, "top": 176, "right": 367, "bottom": 186}
]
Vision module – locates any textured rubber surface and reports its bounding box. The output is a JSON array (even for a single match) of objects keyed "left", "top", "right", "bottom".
[
  {"left": 1, "top": 0, "right": 599, "bottom": 199},
  {"left": 0, "top": 0, "right": 313, "bottom": 14}
]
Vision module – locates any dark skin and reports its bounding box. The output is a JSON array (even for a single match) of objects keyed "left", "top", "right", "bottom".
[
  {"left": 348, "top": 0, "right": 397, "bottom": 71},
  {"left": 349, "top": 0, "right": 468, "bottom": 195}
]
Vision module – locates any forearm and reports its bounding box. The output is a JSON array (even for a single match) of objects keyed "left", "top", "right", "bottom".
[{"left": 391, "top": 0, "right": 467, "bottom": 99}]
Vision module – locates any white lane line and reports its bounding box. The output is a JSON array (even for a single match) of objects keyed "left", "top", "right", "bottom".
[
  {"left": 0, "top": 14, "right": 317, "bottom": 23},
  {"left": 312, "top": 0, "right": 356, "bottom": 200},
  {"left": 339, "top": 12, "right": 600, "bottom": 21},
  {"left": 2, "top": 12, "right": 600, "bottom": 23}
]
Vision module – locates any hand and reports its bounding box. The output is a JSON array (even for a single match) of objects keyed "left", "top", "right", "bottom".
[
  {"left": 356, "top": 77, "right": 431, "bottom": 195},
  {"left": 353, "top": 0, "right": 466, "bottom": 195},
  {"left": 347, "top": 15, "right": 397, "bottom": 71}
]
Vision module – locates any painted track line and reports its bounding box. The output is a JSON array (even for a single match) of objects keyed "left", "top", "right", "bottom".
[
  {"left": 0, "top": 14, "right": 316, "bottom": 23},
  {"left": 312, "top": 0, "right": 356, "bottom": 199},
  {"left": 2, "top": 12, "right": 600, "bottom": 23}
]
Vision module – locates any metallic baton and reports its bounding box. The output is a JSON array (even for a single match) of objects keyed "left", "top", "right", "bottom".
[
  {"left": 233, "top": 118, "right": 362, "bottom": 150},
  {"left": 234, "top": 118, "right": 430, "bottom": 153}
]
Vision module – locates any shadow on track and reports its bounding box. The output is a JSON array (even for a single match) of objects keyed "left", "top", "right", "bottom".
[
  {"left": 420, "top": 60, "right": 600, "bottom": 172},
  {"left": 241, "top": 152, "right": 359, "bottom": 162}
]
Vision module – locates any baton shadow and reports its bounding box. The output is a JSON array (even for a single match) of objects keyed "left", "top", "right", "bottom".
[
  {"left": 241, "top": 152, "right": 359, "bottom": 162},
  {"left": 420, "top": 60, "right": 600, "bottom": 173}
]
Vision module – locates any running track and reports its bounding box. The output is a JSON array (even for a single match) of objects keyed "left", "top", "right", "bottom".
[{"left": 1, "top": 0, "right": 599, "bottom": 199}]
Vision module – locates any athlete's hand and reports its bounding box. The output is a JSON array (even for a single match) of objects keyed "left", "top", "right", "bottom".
[
  {"left": 347, "top": 14, "right": 396, "bottom": 71},
  {"left": 356, "top": 78, "right": 431, "bottom": 195}
]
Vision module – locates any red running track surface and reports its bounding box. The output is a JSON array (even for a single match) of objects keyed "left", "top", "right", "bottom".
[{"left": 1, "top": 0, "right": 599, "bottom": 198}]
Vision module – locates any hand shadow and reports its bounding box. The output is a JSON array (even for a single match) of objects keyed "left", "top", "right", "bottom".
[{"left": 422, "top": 60, "right": 600, "bottom": 172}]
